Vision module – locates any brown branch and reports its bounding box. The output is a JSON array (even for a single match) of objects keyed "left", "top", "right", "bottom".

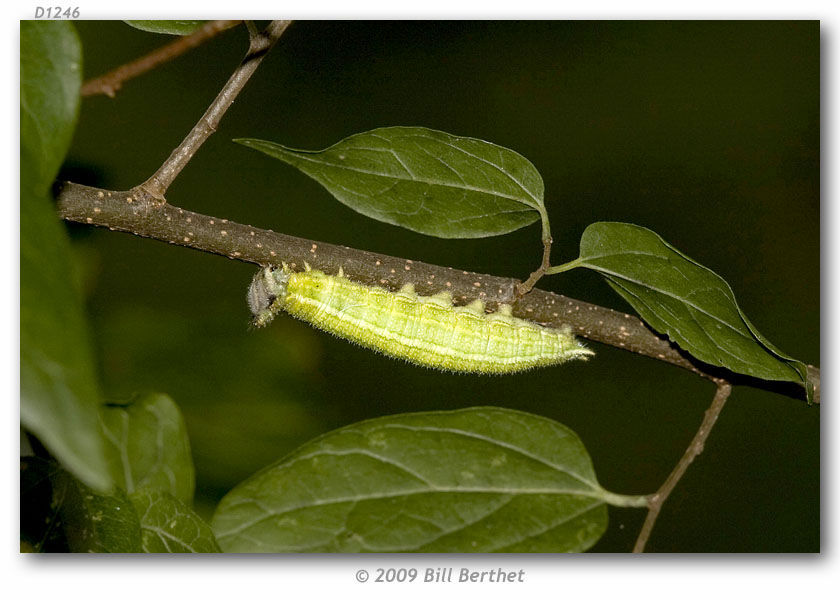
[
  {"left": 140, "top": 20, "right": 292, "bottom": 200},
  {"left": 81, "top": 20, "right": 242, "bottom": 98},
  {"left": 633, "top": 382, "right": 733, "bottom": 553},
  {"left": 53, "top": 182, "right": 820, "bottom": 403},
  {"left": 60, "top": 18, "right": 821, "bottom": 403}
]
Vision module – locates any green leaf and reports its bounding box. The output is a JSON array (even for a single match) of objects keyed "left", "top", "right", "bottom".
[
  {"left": 102, "top": 393, "right": 195, "bottom": 503},
  {"left": 212, "top": 407, "right": 640, "bottom": 553},
  {"left": 130, "top": 490, "right": 221, "bottom": 553},
  {"left": 21, "top": 21, "right": 113, "bottom": 491},
  {"left": 572, "top": 222, "right": 812, "bottom": 399},
  {"left": 21, "top": 20, "right": 82, "bottom": 194},
  {"left": 97, "top": 306, "right": 328, "bottom": 494},
  {"left": 123, "top": 21, "right": 206, "bottom": 35},
  {"left": 236, "top": 127, "right": 547, "bottom": 239},
  {"left": 51, "top": 468, "right": 142, "bottom": 553}
]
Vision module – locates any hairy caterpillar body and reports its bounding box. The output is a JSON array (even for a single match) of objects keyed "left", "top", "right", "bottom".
[{"left": 248, "top": 265, "right": 593, "bottom": 374}]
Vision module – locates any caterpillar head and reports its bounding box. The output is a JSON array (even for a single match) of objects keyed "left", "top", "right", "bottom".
[{"left": 247, "top": 266, "right": 290, "bottom": 327}]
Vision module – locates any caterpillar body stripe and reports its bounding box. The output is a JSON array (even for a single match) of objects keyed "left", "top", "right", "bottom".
[{"left": 248, "top": 264, "right": 593, "bottom": 374}]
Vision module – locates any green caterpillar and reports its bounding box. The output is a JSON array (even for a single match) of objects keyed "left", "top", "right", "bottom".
[{"left": 248, "top": 264, "right": 593, "bottom": 373}]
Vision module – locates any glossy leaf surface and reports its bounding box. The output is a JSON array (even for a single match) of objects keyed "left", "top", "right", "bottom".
[
  {"left": 237, "top": 127, "right": 546, "bottom": 239},
  {"left": 212, "top": 407, "right": 617, "bottom": 552}
]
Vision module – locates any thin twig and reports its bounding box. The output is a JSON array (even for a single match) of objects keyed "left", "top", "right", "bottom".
[
  {"left": 81, "top": 20, "right": 242, "bottom": 98},
  {"left": 515, "top": 237, "right": 552, "bottom": 297},
  {"left": 139, "top": 20, "right": 292, "bottom": 200},
  {"left": 244, "top": 20, "right": 259, "bottom": 39},
  {"left": 633, "top": 381, "right": 733, "bottom": 552}
]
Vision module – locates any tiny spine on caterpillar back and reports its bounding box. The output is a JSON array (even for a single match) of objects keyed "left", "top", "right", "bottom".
[{"left": 247, "top": 264, "right": 593, "bottom": 374}]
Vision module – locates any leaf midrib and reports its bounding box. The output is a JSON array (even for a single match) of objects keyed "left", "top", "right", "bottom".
[
  {"left": 580, "top": 257, "right": 755, "bottom": 343},
  {"left": 243, "top": 141, "right": 541, "bottom": 207},
  {"left": 216, "top": 486, "right": 607, "bottom": 540}
]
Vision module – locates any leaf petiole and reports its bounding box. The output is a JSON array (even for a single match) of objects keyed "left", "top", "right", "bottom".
[{"left": 545, "top": 258, "right": 583, "bottom": 276}]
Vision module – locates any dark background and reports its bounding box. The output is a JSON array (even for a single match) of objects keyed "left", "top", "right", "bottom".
[{"left": 64, "top": 21, "right": 819, "bottom": 552}]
